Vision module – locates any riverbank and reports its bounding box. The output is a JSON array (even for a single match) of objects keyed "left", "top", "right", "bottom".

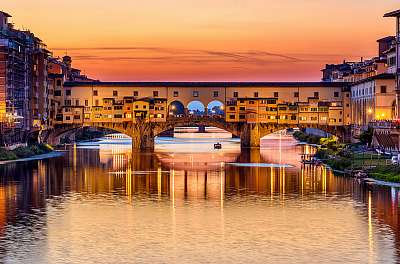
[
  {"left": 0, "top": 144, "right": 55, "bottom": 162},
  {"left": 294, "top": 130, "right": 400, "bottom": 183}
]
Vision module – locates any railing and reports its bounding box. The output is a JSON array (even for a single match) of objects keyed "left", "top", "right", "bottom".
[{"left": 370, "top": 120, "right": 400, "bottom": 129}]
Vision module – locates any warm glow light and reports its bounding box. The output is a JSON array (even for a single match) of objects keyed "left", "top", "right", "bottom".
[{"left": 367, "top": 108, "right": 372, "bottom": 114}]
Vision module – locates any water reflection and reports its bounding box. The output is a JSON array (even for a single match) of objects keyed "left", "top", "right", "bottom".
[{"left": 0, "top": 135, "right": 399, "bottom": 263}]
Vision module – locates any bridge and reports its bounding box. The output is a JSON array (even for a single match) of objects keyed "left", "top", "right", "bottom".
[{"left": 45, "top": 81, "right": 352, "bottom": 149}]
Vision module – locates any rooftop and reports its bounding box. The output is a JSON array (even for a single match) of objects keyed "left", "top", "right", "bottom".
[
  {"left": 384, "top": 10, "right": 400, "bottom": 17},
  {"left": 0, "top": 11, "right": 12, "bottom": 18},
  {"left": 64, "top": 81, "right": 350, "bottom": 88},
  {"left": 352, "top": 73, "right": 395, "bottom": 85}
]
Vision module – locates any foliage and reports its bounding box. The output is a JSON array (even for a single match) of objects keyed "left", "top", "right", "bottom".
[
  {"left": 370, "top": 165, "right": 400, "bottom": 183},
  {"left": 0, "top": 143, "right": 53, "bottom": 161},
  {"left": 359, "top": 127, "right": 374, "bottom": 146},
  {"left": 0, "top": 148, "right": 18, "bottom": 161}
]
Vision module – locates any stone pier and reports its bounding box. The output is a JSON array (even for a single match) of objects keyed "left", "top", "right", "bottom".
[
  {"left": 240, "top": 123, "right": 261, "bottom": 148},
  {"left": 131, "top": 122, "right": 155, "bottom": 150}
]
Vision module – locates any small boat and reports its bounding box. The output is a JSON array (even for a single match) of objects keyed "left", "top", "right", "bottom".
[{"left": 214, "top": 143, "right": 222, "bottom": 149}]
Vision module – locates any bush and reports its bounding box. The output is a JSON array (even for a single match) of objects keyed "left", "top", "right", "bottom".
[
  {"left": 359, "top": 127, "right": 373, "bottom": 146},
  {"left": 0, "top": 148, "right": 18, "bottom": 161},
  {"left": 13, "top": 146, "right": 35, "bottom": 158}
]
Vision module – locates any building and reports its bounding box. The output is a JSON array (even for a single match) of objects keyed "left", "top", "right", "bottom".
[
  {"left": 350, "top": 73, "right": 396, "bottom": 128},
  {"left": 0, "top": 11, "right": 50, "bottom": 144},
  {"left": 60, "top": 81, "right": 350, "bottom": 128},
  {"left": 384, "top": 10, "right": 400, "bottom": 119}
]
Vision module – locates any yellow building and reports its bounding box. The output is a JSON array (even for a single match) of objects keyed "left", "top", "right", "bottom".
[{"left": 350, "top": 73, "right": 396, "bottom": 127}]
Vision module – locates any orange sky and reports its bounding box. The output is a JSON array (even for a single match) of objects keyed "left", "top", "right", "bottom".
[{"left": 2, "top": 0, "right": 399, "bottom": 81}]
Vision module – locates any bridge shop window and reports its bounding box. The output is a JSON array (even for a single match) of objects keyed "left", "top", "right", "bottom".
[
  {"left": 93, "top": 90, "right": 98, "bottom": 96},
  {"left": 56, "top": 80, "right": 62, "bottom": 86},
  {"left": 314, "top": 92, "right": 319, "bottom": 98},
  {"left": 173, "top": 91, "right": 179, "bottom": 97},
  {"left": 254, "top": 92, "right": 259, "bottom": 98},
  {"left": 85, "top": 100, "right": 88, "bottom": 106},
  {"left": 274, "top": 92, "right": 279, "bottom": 98},
  {"left": 114, "top": 114, "right": 123, "bottom": 118},
  {"left": 54, "top": 90, "right": 61, "bottom": 96},
  {"left": 75, "top": 100, "right": 79, "bottom": 106},
  {"left": 233, "top": 91, "right": 238, "bottom": 98},
  {"left": 64, "top": 99, "right": 71, "bottom": 106},
  {"left": 133, "top": 91, "right": 139, "bottom": 97},
  {"left": 334, "top": 91, "right": 339, "bottom": 97},
  {"left": 113, "top": 90, "right": 118, "bottom": 97},
  {"left": 239, "top": 114, "right": 245, "bottom": 119},
  {"left": 213, "top": 91, "right": 219, "bottom": 97},
  {"left": 193, "top": 91, "right": 199, "bottom": 97},
  {"left": 380, "top": 86, "right": 387, "bottom": 93},
  {"left": 291, "top": 115, "right": 297, "bottom": 120},
  {"left": 153, "top": 91, "right": 159, "bottom": 97},
  {"left": 294, "top": 92, "right": 299, "bottom": 98},
  {"left": 229, "top": 114, "right": 235, "bottom": 119},
  {"left": 65, "top": 90, "right": 71, "bottom": 96}
]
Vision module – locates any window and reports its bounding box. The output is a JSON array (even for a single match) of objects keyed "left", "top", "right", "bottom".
[
  {"left": 54, "top": 90, "right": 61, "bottom": 96},
  {"left": 95, "top": 99, "right": 99, "bottom": 106},
  {"left": 274, "top": 92, "right": 279, "bottom": 98},
  {"left": 65, "top": 116, "right": 71, "bottom": 121},
  {"left": 239, "top": 114, "right": 245, "bottom": 119},
  {"left": 254, "top": 92, "right": 259, "bottom": 98},
  {"left": 249, "top": 101, "right": 255, "bottom": 104},
  {"left": 64, "top": 100, "right": 71, "bottom": 106},
  {"left": 294, "top": 92, "right": 299, "bottom": 98},
  {"left": 65, "top": 90, "right": 71, "bottom": 96},
  {"left": 233, "top": 91, "right": 238, "bottom": 98},
  {"left": 229, "top": 114, "right": 235, "bottom": 119},
  {"left": 134, "top": 91, "right": 139, "bottom": 97},
  {"left": 75, "top": 99, "right": 79, "bottom": 106},
  {"left": 291, "top": 115, "right": 296, "bottom": 120},
  {"left": 239, "top": 107, "right": 245, "bottom": 111},
  {"left": 173, "top": 91, "right": 179, "bottom": 97},
  {"left": 153, "top": 91, "right": 159, "bottom": 97},
  {"left": 113, "top": 90, "right": 118, "bottom": 97},
  {"left": 381, "top": 86, "right": 387, "bottom": 93},
  {"left": 193, "top": 91, "right": 199, "bottom": 97},
  {"left": 114, "top": 114, "right": 123, "bottom": 118},
  {"left": 229, "top": 106, "right": 235, "bottom": 111},
  {"left": 93, "top": 90, "right": 98, "bottom": 96},
  {"left": 314, "top": 92, "right": 319, "bottom": 98},
  {"left": 213, "top": 91, "right": 219, "bottom": 97},
  {"left": 56, "top": 80, "right": 62, "bottom": 86},
  {"left": 334, "top": 91, "right": 339, "bottom": 97}
]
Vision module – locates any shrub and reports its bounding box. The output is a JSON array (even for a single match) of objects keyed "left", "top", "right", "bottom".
[
  {"left": 13, "top": 147, "right": 35, "bottom": 158},
  {"left": 0, "top": 148, "right": 17, "bottom": 161}
]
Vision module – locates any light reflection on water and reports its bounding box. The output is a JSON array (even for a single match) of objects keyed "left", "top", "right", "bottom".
[{"left": 0, "top": 133, "right": 399, "bottom": 263}]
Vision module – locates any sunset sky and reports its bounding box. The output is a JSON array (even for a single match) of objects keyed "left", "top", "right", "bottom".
[{"left": 2, "top": 0, "right": 400, "bottom": 81}]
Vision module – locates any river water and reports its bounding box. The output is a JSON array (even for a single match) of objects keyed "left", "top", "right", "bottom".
[{"left": 0, "top": 133, "right": 399, "bottom": 263}]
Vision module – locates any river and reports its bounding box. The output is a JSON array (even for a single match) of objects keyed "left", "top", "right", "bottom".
[{"left": 0, "top": 133, "right": 399, "bottom": 263}]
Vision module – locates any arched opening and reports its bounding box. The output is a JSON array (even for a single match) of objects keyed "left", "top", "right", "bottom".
[
  {"left": 168, "top": 101, "right": 185, "bottom": 117},
  {"left": 187, "top": 101, "right": 205, "bottom": 116},
  {"left": 207, "top": 100, "right": 224, "bottom": 117}
]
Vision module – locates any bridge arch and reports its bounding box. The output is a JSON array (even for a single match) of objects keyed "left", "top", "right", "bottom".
[
  {"left": 168, "top": 100, "right": 185, "bottom": 117},
  {"left": 187, "top": 101, "right": 205, "bottom": 116},
  {"left": 207, "top": 100, "right": 224, "bottom": 116}
]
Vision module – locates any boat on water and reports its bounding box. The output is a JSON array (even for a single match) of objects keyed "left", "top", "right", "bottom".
[{"left": 214, "top": 143, "right": 222, "bottom": 149}]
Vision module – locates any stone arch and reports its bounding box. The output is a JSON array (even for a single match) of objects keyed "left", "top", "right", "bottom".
[
  {"left": 187, "top": 101, "right": 205, "bottom": 116},
  {"left": 46, "top": 123, "right": 134, "bottom": 145},
  {"left": 153, "top": 116, "right": 241, "bottom": 138},
  {"left": 207, "top": 100, "right": 224, "bottom": 116},
  {"left": 168, "top": 100, "right": 185, "bottom": 117}
]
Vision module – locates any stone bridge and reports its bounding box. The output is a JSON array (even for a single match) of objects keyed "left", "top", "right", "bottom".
[{"left": 44, "top": 116, "right": 350, "bottom": 150}]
